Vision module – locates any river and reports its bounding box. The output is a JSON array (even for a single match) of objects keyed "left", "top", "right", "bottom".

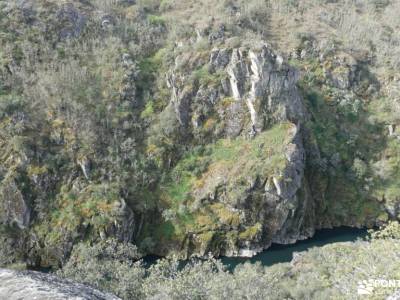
[
  {"left": 32, "top": 227, "right": 368, "bottom": 273},
  {"left": 221, "top": 227, "right": 368, "bottom": 270}
]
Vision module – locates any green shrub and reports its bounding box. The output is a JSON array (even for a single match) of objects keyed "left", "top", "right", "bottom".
[
  {"left": 191, "top": 65, "right": 226, "bottom": 86},
  {"left": 147, "top": 15, "right": 166, "bottom": 26},
  {"left": 140, "top": 100, "right": 155, "bottom": 119},
  {"left": 370, "top": 221, "right": 400, "bottom": 240},
  {"left": 59, "top": 239, "right": 145, "bottom": 299}
]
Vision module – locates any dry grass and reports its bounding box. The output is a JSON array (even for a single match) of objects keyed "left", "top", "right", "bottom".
[{"left": 157, "top": 0, "right": 400, "bottom": 85}]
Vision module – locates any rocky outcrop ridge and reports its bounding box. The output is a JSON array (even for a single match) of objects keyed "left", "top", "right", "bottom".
[
  {"left": 152, "top": 43, "right": 317, "bottom": 257},
  {"left": 167, "top": 43, "right": 307, "bottom": 140},
  {"left": 223, "top": 45, "right": 307, "bottom": 131},
  {"left": 0, "top": 269, "right": 120, "bottom": 300}
]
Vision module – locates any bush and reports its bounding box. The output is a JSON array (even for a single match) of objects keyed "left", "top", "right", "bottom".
[
  {"left": 147, "top": 14, "right": 166, "bottom": 26},
  {"left": 59, "top": 230, "right": 400, "bottom": 300},
  {"left": 58, "top": 239, "right": 145, "bottom": 299},
  {"left": 370, "top": 221, "right": 400, "bottom": 240}
]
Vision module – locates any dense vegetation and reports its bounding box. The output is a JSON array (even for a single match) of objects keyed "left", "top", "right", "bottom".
[
  {"left": 1, "top": 0, "right": 400, "bottom": 298},
  {"left": 57, "top": 222, "right": 400, "bottom": 299}
]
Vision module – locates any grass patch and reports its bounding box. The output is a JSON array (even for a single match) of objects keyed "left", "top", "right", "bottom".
[
  {"left": 140, "top": 101, "right": 155, "bottom": 119},
  {"left": 371, "top": 139, "right": 400, "bottom": 206},
  {"left": 158, "top": 122, "right": 295, "bottom": 243},
  {"left": 162, "top": 122, "right": 293, "bottom": 205},
  {"left": 191, "top": 65, "right": 226, "bottom": 86},
  {"left": 42, "top": 183, "right": 121, "bottom": 245},
  {"left": 147, "top": 15, "right": 166, "bottom": 26},
  {"left": 239, "top": 223, "right": 262, "bottom": 240}
]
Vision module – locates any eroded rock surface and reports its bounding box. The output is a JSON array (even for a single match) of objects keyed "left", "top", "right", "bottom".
[
  {"left": 148, "top": 43, "right": 318, "bottom": 258},
  {"left": 0, "top": 269, "right": 120, "bottom": 300},
  {"left": 0, "top": 175, "right": 30, "bottom": 229}
]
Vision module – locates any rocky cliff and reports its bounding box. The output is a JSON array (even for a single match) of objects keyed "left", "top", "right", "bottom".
[
  {"left": 143, "top": 42, "right": 317, "bottom": 257},
  {"left": 137, "top": 33, "right": 386, "bottom": 257},
  {"left": 0, "top": 0, "right": 395, "bottom": 268}
]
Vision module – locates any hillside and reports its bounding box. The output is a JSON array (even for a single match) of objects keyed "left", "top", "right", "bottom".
[{"left": 1, "top": 0, "right": 400, "bottom": 298}]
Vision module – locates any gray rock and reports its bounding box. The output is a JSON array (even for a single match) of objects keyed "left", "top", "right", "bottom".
[
  {"left": 56, "top": 3, "right": 87, "bottom": 40},
  {"left": 0, "top": 175, "right": 30, "bottom": 229},
  {"left": 167, "top": 42, "right": 308, "bottom": 140},
  {"left": 158, "top": 42, "right": 317, "bottom": 257},
  {"left": 208, "top": 24, "right": 226, "bottom": 43},
  {"left": 210, "top": 48, "right": 232, "bottom": 71},
  {"left": 222, "top": 43, "right": 307, "bottom": 135},
  {"left": 0, "top": 269, "right": 120, "bottom": 300},
  {"left": 105, "top": 199, "right": 136, "bottom": 243},
  {"left": 166, "top": 72, "right": 195, "bottom": 127},
  {"left": 324, "top": 52, "right": 358, "bottom": 90}
]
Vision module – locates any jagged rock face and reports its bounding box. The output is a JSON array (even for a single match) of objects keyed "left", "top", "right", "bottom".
[
  {"left": 167, "top": 73, "right": 196, "bottom": 127},
  {"left": 169, "top": 43, "right": 307, "bottom": 141},
  {"left": 1, "top": 0, "right": 397, "bottom": 277},
  {"left": 152, "top": 43, "right": 316, "bottom": 258},
  {"left": 56, "top": 3, "right": 87, "bottom": 40},
  {"left": 0, "top": 269, "right": 120, "bottom": 300},
  {"left": 104, "top": 199, "right": 136, "bottom": 243},
  {"left": 224, "top": 45, "right": 307, "bottom": 131},
  {"left": 0, "top": 175, "right": 30, "bottom": 229},
  {"left": 191, "top": 124, "right": 314, "bottom": 257}
]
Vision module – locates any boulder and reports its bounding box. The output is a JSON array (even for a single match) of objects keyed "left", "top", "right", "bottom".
[{"left": 0, "top": 269, "right": 120, "bottom": 300}]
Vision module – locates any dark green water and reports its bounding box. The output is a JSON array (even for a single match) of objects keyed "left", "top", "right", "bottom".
[{"left": 221, "top": 227, "right": 368, "bottom": 270}]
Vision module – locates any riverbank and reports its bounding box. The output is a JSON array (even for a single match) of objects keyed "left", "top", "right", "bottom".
[
  {"left": 142, "top": 227, "right": 368, "bottom": 270},
  {"left": 221, "top": 227, "right": 368, "bottom": 270}
]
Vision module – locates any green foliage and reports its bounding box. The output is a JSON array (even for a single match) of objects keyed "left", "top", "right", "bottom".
[
  {"left": 0, "top": 94, "right": 26, "bottom": 119},
  {"left": 53, "top": 184, "right": 119, "bottom": 230},
  {"left": 366, "top": 97, "right": 400, "bottom": 205},
  {"left": 302, "top": 87, "right": 350, "bottom": 159},
  {"left": 61, "top": 233, "right": 400, "bottom": 299},
  {"left": 159, "top": 0, "right": 174, "bottom": 11},
  {"left": 238, "top": 223, "right": 262, "bottom": 240},
  {"left": 137, "top": 0, "right": 162, "bottom": 12},
  {"left": 191, "top": 65, "right": 226, "bottom": 86},
  {"left": 146, "top": 104, "right": 181, "bottom": 167},
  {"left": 147, "top": 14, "right": 166, "bottom": 26},
  {"left": 58, "top": 239, "right": 145, "bottom": 300},
  {"left": 370, "top": 221, "right": 400, "bottom": 240},
  {"left": 0, "top": 0, "right": 168, "bottom": 267},
  {"left": 146, "top": 123, "right": 294, "bottom": 248},
  {"left": 292, "top": 54, "right": 387, "bottom": 223},
  {"left": 2, "top": 0, "right": 400, "bottom": 283},
  {"left": 162, "top": 122, "right": 292, "bottom": 205},
  {"left": 370, "top": 138, "right": 400, "bottom": 205},
  {"left": 0, "top": 226, "right": 26, "bottom": 269},
  {"left": 140, "top": 100, "right": 155, "bottom": 119},
  {"left": 368, "top": 97, "right": 400, "bottom": 124},
  {"left": 138, "top": 49, "right": 165, "bottom": 91}
]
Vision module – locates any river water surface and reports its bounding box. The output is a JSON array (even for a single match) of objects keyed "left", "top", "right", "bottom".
[{"left": 221, "top": 227, "right": 368, "bottom": 270}]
